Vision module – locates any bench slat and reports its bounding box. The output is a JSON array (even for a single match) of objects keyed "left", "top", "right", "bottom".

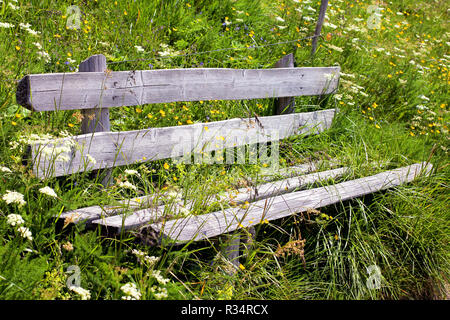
[
  {"left": 149, "top": 163, "right": 432, "bottom": 244},
  {"left": 92, "top": 167, "right": 348, "bottom": 231},
  {"left": 17, "top": 67, "right": 340, "bottom": 112},
  {"left": 30, "top": 109, "right": 337, "bottom": 179}
]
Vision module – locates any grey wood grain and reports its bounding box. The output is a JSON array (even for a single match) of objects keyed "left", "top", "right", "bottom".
[
  {"left": 311, "top": 0, "right": 329, "bottom": 57},
  {"left": 148, "top": 163, "right": 432, "bottom": 244},
  {"left": 58, "top": 194, "right": 159, "bottom": 224},
  {"left": 78, "top": 54, "right": 112, "bottom": 187},
  {"left": 17, "top": 67, "right": 340, "bottom": 111},
  {"left": 79, "top": 55, "right": 110, "bottom": 133},
  {"left": 92, "top": 167, "right": 348, "bottom": 231},
  {"left": 274, "top": 54, "right": 295, "bottom": 115},
  {"left": 31, "top": 109, "right": 337, "bottom": 179}
]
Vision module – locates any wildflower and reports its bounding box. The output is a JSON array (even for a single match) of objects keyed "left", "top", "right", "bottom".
[
  {"left": 166, "top": 190, "right": 182, "bottom": 201},
  {"left": 152, "top": 287, "right": 168, "bottom": 300},
  {"left": 275, "top": 16, "right": 285, "bottom": 22},
  {"left": 163, "top": 162, "right": 170, "bottom": 170},
  {"left": 151, "top": 270, "right": 170, "bottom": 285},
  {"left": 8, "top": 2, "right": 19, "bottom": 10},
  {"left": 124, "top": 169, "right": 140, "bottom": 176},
  {"left": 121, "top": 283, "right": 141, "bottom": 300},
  {"left": 62, "top": 241, "right": 73, "bottom": 251},
  {"left": 419, "top": 95, "right": 430, "bottom": 101},
  {"left": 178, "top": 206, "right": 190, "bottom": 216},
  {"left": 85, "top": 154, "right": 96, "bottom": 165},
  {"left": 134, "top": 45, "right": 145, "bottom": 52},
  {"left": 2, "top": 190, "right": 26, "bottom": 207},
  {"left": 239, "top": 264, "right": 246, "bottom": 270},
  {"left": 17, "top": 226, "right": 33, "bottom": 241},
  {"left": 39, "top": 186, "right": 58, "bottom": 198},
  {"left": 131, "top": 249, "right": 160, "bottom": 266},
  {"left": 0, "top": 22, "right": 15, "bottom": 28},
  {"left": 37, "top": 50, "right": 51, "bottom": 63},
  {"left": 6, "top": 214, "right": 25, "bottom": 226},
  {"left": 0, "top": 166, "right": 12, "bottom": 173},
  {"left": 118, "top": 181, "right": 137, "bottom": 191},
  {"left": 70, "top": 286, "right": 91, "bottom": 300}
]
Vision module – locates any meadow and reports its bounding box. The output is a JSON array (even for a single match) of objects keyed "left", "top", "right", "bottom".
[{"left": 0, "top": 0, "right": 448, "bottom": 300}]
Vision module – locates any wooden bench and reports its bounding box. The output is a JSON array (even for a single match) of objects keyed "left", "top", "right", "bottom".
[{"left": 16, "top": 54, "right": 432, "bottom": 267}]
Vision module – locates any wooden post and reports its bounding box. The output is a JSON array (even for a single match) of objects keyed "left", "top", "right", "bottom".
[
  {"left": 310, "top": 0, "right": 329, "bottom": 58},
  {"left": 274, "top": 53, "right": 295, "bottom": 115},
  {"left": 222, "top": 232, "right": 241, "bottom": 271},
  {"left": 78, "top": 54, "right": 112, "bottom": 186}
]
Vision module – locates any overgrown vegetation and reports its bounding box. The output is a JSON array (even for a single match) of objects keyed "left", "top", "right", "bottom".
[{"left": 0, "top": 0, "right": 448, "bottom": 300}]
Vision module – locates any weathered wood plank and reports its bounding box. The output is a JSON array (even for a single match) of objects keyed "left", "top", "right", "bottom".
[
  {"left": 30, "top": 109, "right": 337, "bottom": 179},
  {"left": 149, "top": 163, "right": 432, "bottom": 244},
  {"left": 58, "top": 194, "right": 159, "bottom": 224},
  {"left": 274, "top": 54, "right": 296, "bottom": 115},
  {"left": 92, "top": 167, "right": 348, "bottom": 231},
  {"left": 255, "top": 158, "right": 340, "bottom": 182},
  {"left": 16, "top": 67, "right": 340, "bottom": 112}
]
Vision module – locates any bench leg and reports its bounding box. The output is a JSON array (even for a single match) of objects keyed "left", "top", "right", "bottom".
[{"left": 219, "top": 232, "right": 241, "bottom": 274}]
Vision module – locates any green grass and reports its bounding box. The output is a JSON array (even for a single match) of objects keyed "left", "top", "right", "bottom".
[{"left": 0, "top": 0, "right": 448, "bottom": 300}]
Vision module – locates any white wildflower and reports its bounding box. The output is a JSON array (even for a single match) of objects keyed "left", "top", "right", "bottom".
[
  {"left": 33, "top": 42, "right": 42, "bottom": 50},
  {"left": 121, "top": 283, "right": 141, "bottom": 300},
  {"left": 85, "top": 154, "right": 96, "bottom": 165},
  {"left": 70, "top": 286, "right": 91, "bottom": 300},
  {"left": 39, "top": 186, "right": 58, "bottom": 199},
  {"left": 178, "top": 206, "right": 190, "bottom": 216},
  {"left": 277, "top": 25, "right": 287, "bottom": 30},
  {"left": 151, "top": 270, "right": 170, "bottom": 285},
  {"left": 0, "top": 22, "right": 15, "bottom": 28},
  {"left": 399, "top": 79, "right": 407, "bottom": 84},
  {"left": 124, "top": 169, "right": 140, "bottom": 177},
  {"left": 324, "top": 22, "right": 337, "bottom": 29},
  {"left": 275, "top": 16, "right": 285, "bottom": 22},
  {"left": 6, "top": 214, "right": 24, "bottom": 226},
  {"left": 166, "top": 190, "right": 182, "bottom": 201},
  {"left": 152, "top": 286, "right": 168, "bottom": 300},
  {"left": 19, "top": 23, "right": 31, "bottom": 29},
  {"left": 37, "top": 50, "right": 51, "bottom": 63},
  {"left": 2, "top": 190, "right": 26, "bottom": 207},
  {"left": 118, "top": 181, "right": 137, "bottom": 191},
  {"left": 17, "top": 226, "right": 33, "bottom": 241},
  {"left": 327, "top": 44, "right": 344, "bottom": 52},
  {"left": 340, "top": 72, "right": 356, "bottom": 78},
  {"left": 131, "top": 249, "right": 160, "bottom": 266},
  {"left": 134, "top": 45, "right": 145, "bottom": 52},
  {"left": 0, "top": 166, "right": 12, "bottom": 173},
  {"left": 419, "top": 95, "right": 430, "bottom": 101},
  {"left": 416, "top": 105, "right": 428, "bottom": 110},
  {"left": 8, "top": 2, "right": 19, "bottom": 10}
]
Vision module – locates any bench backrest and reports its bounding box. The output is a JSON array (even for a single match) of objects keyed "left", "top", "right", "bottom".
[{"left": 16, "top": 54, "right": 340, "bottom": 179}]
